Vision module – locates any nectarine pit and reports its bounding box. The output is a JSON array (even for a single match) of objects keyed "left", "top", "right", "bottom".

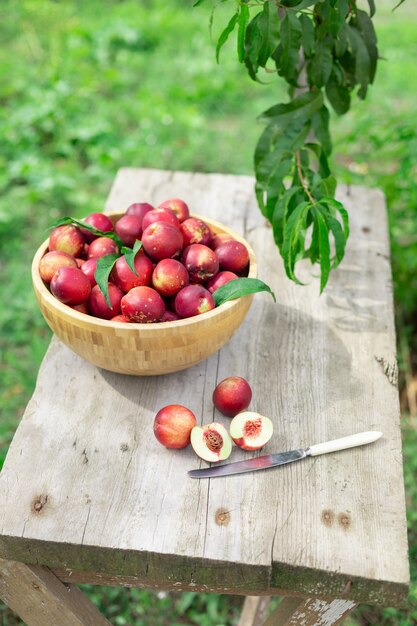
[{"left": 204, "top": 428, "right": 223, "bottom": 452}]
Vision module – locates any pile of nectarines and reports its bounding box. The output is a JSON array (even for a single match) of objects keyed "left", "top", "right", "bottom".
[{"left": 39, "top": 198, "right": 251, "bottom": 323}]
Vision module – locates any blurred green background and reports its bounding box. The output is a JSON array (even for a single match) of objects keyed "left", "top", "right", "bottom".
[{"left": 0, "top": 0, "right": 416, "bottom": 624}]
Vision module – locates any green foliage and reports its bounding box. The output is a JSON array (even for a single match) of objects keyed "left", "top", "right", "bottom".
[{"left": 201, "top": 0, "right": 388, "bottom": 291}]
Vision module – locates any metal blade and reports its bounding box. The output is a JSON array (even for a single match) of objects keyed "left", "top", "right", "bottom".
[{"left": 188, "top": 448, "right": 307, "bottom": 479}]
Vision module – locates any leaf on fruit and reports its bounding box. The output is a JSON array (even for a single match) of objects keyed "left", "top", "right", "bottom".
[
  {"left": 94, "top": 253, "right": 119, "bottom": 308},
  {"left": 121, "top": 239, "right": 142, "bottom": 276},
  {"left": 50, "top": 216, "right": 123, "bottom": 249},
  {"left": 213, "top": 277, "right": 276, "bottom": 307}
]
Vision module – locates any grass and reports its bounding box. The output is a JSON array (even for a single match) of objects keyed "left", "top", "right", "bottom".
[{"left": 0, "top": 0, "right": 416, "bottom": 624}]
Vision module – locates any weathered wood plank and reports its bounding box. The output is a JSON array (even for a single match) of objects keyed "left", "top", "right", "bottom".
[
  {"left": 0, "top": 558, "right": 110, "bottom": 626},
  {"left": 0, "top": 169, "right": 409, "bottom": 607}
]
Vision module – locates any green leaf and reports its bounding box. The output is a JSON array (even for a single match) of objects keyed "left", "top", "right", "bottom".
[
  {"left": 326, "top": 214, "right": 346, "bottom": 267},
  {"left": 335, "top": 23, "right": 348, "bottom": 57},
  {"left": 309, "top": 216, "right": 321, "bottom": 265},
  {"left": 366, "top": 0, "right": 376, "bottom": 17},
  {"left": 260, "top": 91, "right": 323, "bottom": 124},
  {"left": 271, "top": 186, "right": 301, "bottom": 248},
  {"left": 282, "top": 200, "right": 311, "bottom": 283},
  {"left": 312, "top": 206, "right": 331, "bottom": 293},
  {"left": 316, "top": 197, "right": 349, "bottom": 270},
  {"left": 307, "top": 38, "right": 333, "bottom": 88},
  {"left": 256, "top": 2, "right": 280, "bottom": 67},
  {"left": 255, "top": 154, "right": 293, "bottom": 220},
  {"left": 356, "top": 9, "right": 378, "bottom": 83},
  {"left": 328, "top": 4, "right": 345, "bottom": 37},
  {"left": 325, "top": 72, "right": 350, "bottom": 114},
  {"left": 299, "top": 14, "right": 315, "bottom": 58},
  {"left": 305, "top": 142, "right": 330, "bottom": 178},
  {"left": 274, "top": 11, "right": 302, "bottom": 82},
  {"left": 347, "top": 25, "right": 371, "bottom": 98},
  {"left": 318, "top": 175, "right": 337, "bottom": 198},
  {"left": 281, "top": 0, "right": 318, "bottom": 7},
  {"left": 255, "top": 119, "right": 310, "bottom": 186},
  {"left": 94, "top": 254, "right": 119, "bottom": 308},
  {"left": 237, "top": 5, "right": 250, "bottom": 63},
  {"left": 311, "top": 105, "right": 332, "bottom": 155},
  {"left": 244, "top": 3, "right": 280, "bottom": 79},
  {"left": 325, "top": 197, "right": 350, "bottom": 240},
  {"left": 121, "top": 239, "right": 142, "bottom": 275},
  {"left": 216, "top": 11, "right": 239, "bottom": 63},
  {"left": 255, "top": 117, "right": 310, "bottom": 221},
  {"left": 256, "top": 159, "right": 292, "bottom": 220},
  {"left": 336, "top": 0, "right": 350, "bottom": 19},
  {"left": 244, "top": 15, "right": 263, "bottom": 80},
  {"left": 212, "top": 277, "right": 276, "bottom": 307},
  {"left": 50, "top": 216, "right": 123, "bottom": 248}
]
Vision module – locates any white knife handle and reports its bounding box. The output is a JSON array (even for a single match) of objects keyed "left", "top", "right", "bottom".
[{"left": 308, "top": 431, "right": 382, "bottom": 456}]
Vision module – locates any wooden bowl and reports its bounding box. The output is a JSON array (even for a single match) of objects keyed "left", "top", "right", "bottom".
[{"left": 32, "top": 214, "right": 257, "bottom": 376}]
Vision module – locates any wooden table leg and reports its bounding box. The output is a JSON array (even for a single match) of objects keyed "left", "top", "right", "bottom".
[
  {"left": 238, "top": 596, "right": 271, "bottom": 626},
  {"left": 263, "top": 596, "right": 357, "bottom": 626},
  {"left": 0, "top": 558, "right": 111, "bottom": 626}
]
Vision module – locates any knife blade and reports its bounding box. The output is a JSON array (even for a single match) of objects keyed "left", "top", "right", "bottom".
[{"left": 188, "top": 430, "right": 382, "bottom": 479}]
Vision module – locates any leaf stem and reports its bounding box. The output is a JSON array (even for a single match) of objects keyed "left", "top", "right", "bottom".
[{"left": 296, "top": 149, "right": 316, "bottom": 205}]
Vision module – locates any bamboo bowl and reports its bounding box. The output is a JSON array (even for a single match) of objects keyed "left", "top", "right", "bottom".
[{"left": 32, "top": 214, "right": 257, "bottom": 376}]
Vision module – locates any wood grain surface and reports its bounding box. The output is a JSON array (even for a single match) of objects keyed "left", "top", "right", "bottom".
[
  {"left": 0, "top": 558, "right": 111, "bottom": 626},
  {"left": 0, "top": 168, "right": 409, "bottom": 607}
]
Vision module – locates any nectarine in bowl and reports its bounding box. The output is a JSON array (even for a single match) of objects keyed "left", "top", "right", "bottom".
[{"left": 32, "top": 213, "right": 257, "bottom": 376}]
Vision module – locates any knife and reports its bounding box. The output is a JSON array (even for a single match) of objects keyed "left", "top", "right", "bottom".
[{"left": 188, "top": 431, "right": 382, "bottom": 479}]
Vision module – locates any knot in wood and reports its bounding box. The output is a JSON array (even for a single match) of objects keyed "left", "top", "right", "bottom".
[
  {"left": 32, "top": 495, "right": 48, "bottom": 514},
  {"left": 338, "top": 512, "right": 351, "bottom": 529},
  {"left": 215, "top": 508, "right": 230, "bottom": 526},
  {"left": 321, "top": 509, "right": 335, "bottom": 527}
]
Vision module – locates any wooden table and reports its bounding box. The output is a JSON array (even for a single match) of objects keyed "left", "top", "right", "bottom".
[{"left": 0, "top": 168, "right": 410, "bottom": 625}]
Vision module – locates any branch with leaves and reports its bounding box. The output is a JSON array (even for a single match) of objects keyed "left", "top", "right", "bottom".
[{"left": 196, "top": 0, "right": 383, "bottom": 291}]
